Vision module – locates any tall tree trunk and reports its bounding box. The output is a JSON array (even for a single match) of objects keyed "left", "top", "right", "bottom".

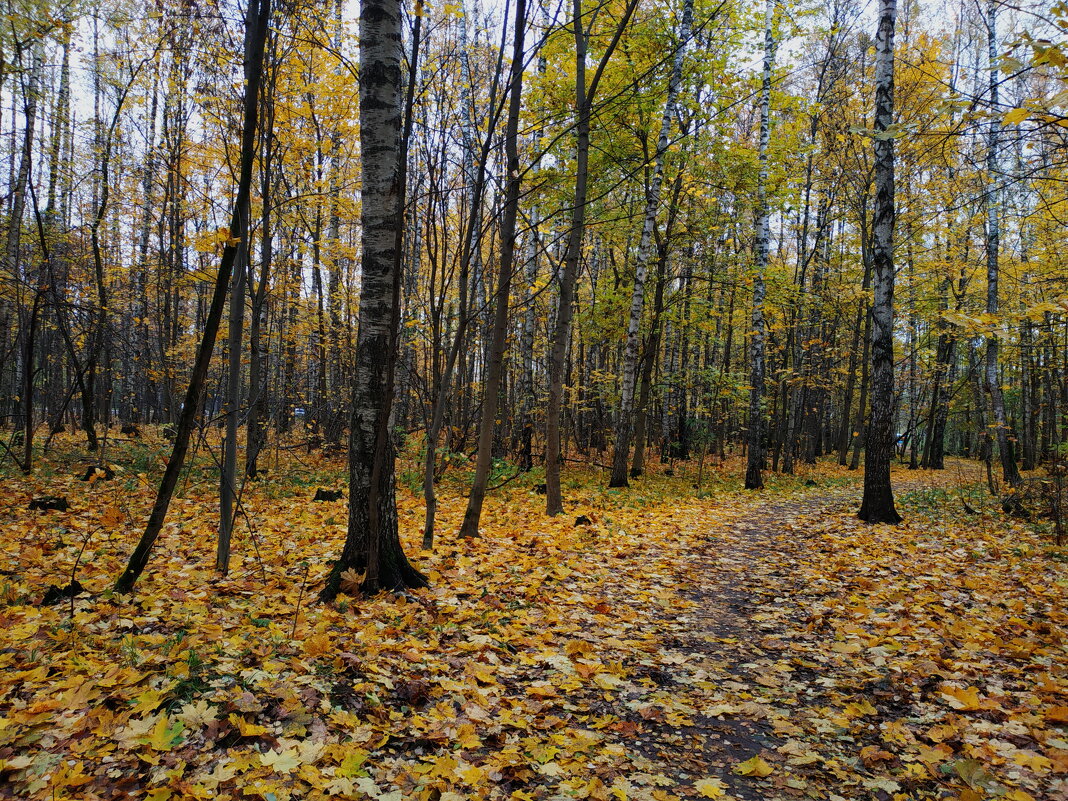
[
  {"left": 632, "top": 172, "right": 683, "bottom": 477},
  {"left": 321, "top": 0, "right": 426, "bottom": 598},
  {"left": 745, "top": 0, "right": 775, "bottom": 490},
  {"left": 544, "top": 0, "right": 637, "bottom": 513},
  {"left": 858, "top": 0, "right": 901, "bottom": 524},
  {"left": 849, "top": 222, "right": 873, "bottom": 471},
  {"left": 246, "top": 51, "right": 276, "bottom": 479},
  {"left": 458, "top": 0, "right": 528, "bottom": 538},
  {"left": 115, "top": 0, "right": 271, "bottom": 594},
  {"left": 218, "top": 236, "right": 248, "bottom": 574},
  {"left": 983, "top": 0, "right": 1022, "bottom": 491},
  {"left": 609, "top": 0, "right": 693, "bottom": 488},
  {"left": 7, "top": 46, "right": 41, "bottom": 442}
]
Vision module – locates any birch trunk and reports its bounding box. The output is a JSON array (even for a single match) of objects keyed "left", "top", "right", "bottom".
[
  {"left": 321, "top": 0, "right": 426, "bottom": 597},
  {"left": 608, "top": 0, "right": 693, "bottom": 488},
  {"left": 858, "top": 0, "right": 901, "bottom": 523},
  {"left": 983, "top": 0, "right": 1022, "bottom": 490}
]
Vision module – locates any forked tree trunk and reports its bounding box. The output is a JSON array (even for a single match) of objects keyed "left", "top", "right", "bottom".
[
  {"left": 858, "top": 0, "right": 901, "bottom": 524},
  {"left": 545, "top": 0, "right": 637, "bottom": 514}
]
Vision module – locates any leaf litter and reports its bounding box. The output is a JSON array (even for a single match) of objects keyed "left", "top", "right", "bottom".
[{"left": 0, "top": 450, "right": 1066, "bottom": 801}]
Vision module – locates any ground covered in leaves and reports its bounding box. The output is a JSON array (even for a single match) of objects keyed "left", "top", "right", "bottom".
[{"left": 1, "top": 435, "right": 1067, "bottom": 800}]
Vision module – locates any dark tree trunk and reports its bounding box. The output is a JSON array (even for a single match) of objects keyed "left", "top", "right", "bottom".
[
  {"left": 745, "top": 0, "right": 775, "bottom": 490},
  {"left": 115, "top": 0, "right": 272, "bottom": 594},
  {"left": 459, "top": 0, "right": 527, "bottom": 538}
]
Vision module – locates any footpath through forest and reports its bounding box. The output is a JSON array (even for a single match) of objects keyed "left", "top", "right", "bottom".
[
  {"left": 0, "top": 452, "right": 1066, "bottom": 800},
  {"left": 607, "top": 479, "right": 1067, "bottom": 801}
]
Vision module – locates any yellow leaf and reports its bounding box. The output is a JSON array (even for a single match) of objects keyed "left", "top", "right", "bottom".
[
  {"left": 733, "top": 756, "right": 773, "bottom": 777},
  {"left": 1045, "top": 705, "right": 1068, "bottom": 723},
  {"left": 593, "top": 672, "right": 623, "bottom": 690},
  {"left": 178, "top": 699, "right": 217, "bottom": 728},
  {"left": 228, "top": 713, "right": 269, "bottom": 737},
  {"left": 146, "top": 714, "right": 184, "bottom": 751},
  {"left": 845, "top": 699, "right": 877, "bottom": 717},
  {"left": 101, "top": 504, "right": 125, "bottom": 527},
  {"left": 469, "top": 663, "right": 497, "bottom": 685},
  {"left": 260, "top": 747, "right": 301, "bottom": 773},
  {"left": 694, "top": 777, "right": 729, "bottom": 797},
  {"left": 132, "top": 688, "right": 165, "bottom": 716},
  {"left": 940, "top": 685, "right": 981, "bottom": 711},
  {"left": 303, "top": 632, "right": 332, "bottom": 657},
  {"left": 337, "top": 750, "right": 369, "bottom": 778},
  {"left": 1003, "top": 107, "right": 1030, "bottom": 124},
  {"left": 1012, "top": 751, "right": 1052, "bottom": 773}
]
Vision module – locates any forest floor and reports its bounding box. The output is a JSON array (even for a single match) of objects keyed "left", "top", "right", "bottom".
[{"left": 1, "top": 433, "right": 1067, "bottom": 800}]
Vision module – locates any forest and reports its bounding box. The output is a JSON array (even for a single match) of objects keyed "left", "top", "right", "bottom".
[{"left": 0, "top": 0, "right": 1067, "bottom": 797}]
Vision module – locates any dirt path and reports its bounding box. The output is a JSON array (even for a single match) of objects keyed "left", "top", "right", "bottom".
[{"left": 594, "top": 487, "right": 862, "bottom": 800}]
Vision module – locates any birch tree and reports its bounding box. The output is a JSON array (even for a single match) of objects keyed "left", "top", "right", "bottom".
[
  {"left": 320, "top": 0, "right": 426, "bottom": 597},
  {"left": 858, "top": 0, "right": 901, "bottom": 524},
  {"left": 982, "top": 0, "right": 1023, "bottom": 494},
  {"left": 608, "top": 0, "right": 694, "bottom": 489}
]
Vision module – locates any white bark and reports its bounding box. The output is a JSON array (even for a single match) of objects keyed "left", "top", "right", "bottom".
[{"left": 608, "top": 0, "right": 694, "bottom": 487}]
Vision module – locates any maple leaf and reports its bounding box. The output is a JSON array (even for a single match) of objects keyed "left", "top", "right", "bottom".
[
  {"left": 260, "top": 747, "right": 300, "bottom": 773},
  {"left": 340, "top": 568, "right": 364, "bottom": 595},
  {"left": 178, "top": 700, "right": 218, "bottom": 728},
  {"left": 114, "top": 715, "right": 156, "bottom": 749},
  {"left": 733, "top": 756, "right": 773, "bottom": 777},
  {"left": 131, "top": 688, "right": 167, "bottom": 716},
  {"left": 694, "top": 777, "right": 730, "bottom": 797},
  {"left": 940, "top": 685, "right": 982, "bottom": 711},
  {"left": 145, "top": 714, "right": 184, "bottom": 751},
  {"left": 101, "top": 504, "right": 125, "bottom": 527}
]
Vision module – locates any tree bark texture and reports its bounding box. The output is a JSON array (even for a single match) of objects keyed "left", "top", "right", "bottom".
[
  {"left": 858, "top": 0, "right": 901, "bottom": 524},
  {"left": 321, "top": 0, "right": 426, "bottom": 598}
]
